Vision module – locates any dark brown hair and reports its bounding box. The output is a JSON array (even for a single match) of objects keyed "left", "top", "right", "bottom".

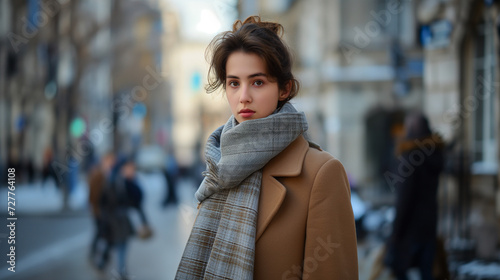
[{"left": 205, "top": 15, "right": 299, "bottom": 109}]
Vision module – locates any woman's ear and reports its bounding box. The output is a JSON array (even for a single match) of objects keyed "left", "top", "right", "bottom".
[{"left": 279, "top": 81, "right": 292, "bottom": 101}]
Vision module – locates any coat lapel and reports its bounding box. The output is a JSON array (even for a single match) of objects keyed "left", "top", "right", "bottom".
[{"left": 255, "top": 136, "right": 309, "bottom": 241}]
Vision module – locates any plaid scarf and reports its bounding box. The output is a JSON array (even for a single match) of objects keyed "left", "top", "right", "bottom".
[{"left": 176, "top": 103, "right": 308, "bottom": 280}]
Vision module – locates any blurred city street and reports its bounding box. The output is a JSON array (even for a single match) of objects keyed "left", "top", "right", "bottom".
[
  {"left": 1, "top": 0, "right": 500, "bottom": 279},
  {"left": 0, "top": 172, "right": 199, "bottom": 280}
]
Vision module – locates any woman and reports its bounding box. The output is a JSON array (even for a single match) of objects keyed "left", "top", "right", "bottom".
[{"left": 176, "top": 16, "right": 358, "bottom": 280}]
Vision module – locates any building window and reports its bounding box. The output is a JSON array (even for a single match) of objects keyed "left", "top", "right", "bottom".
[{"left": 471, "top": 18, "right": 498, "bottom": 174}]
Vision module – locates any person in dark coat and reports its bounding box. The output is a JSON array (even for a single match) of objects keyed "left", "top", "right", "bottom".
[
  {"left": 121, "top": 160, "right": 152, "bottom": 238},
  {"left": 386, "top": 112, "right": 445, "bottom": 280},
  {"left": 98, "top": 158, "right": 137, "bottom": 280}
]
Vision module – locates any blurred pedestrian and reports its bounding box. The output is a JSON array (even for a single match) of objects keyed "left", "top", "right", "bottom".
[
  {"left": 176, "top": 16, "right": 358, "bottom": 279},
  {"left": 121, "top": 159, "right": 152, "bottom": 239},
  {"left": 385, "top": 112, "right": 445, "bottom": 280},
  {"left": 66, "top": 155, "right": 79, "bottom": 195},
  {"left": 98, "top": 157, "right": 151, "bottom": 280},
  {"left": 40, "top": 147, "right": 61, "bottom": 189},
  {"left": 162, "top": 153, "right": 179, "bottom": 207},
  {"left": 87, "top": 152, "right": 115, "bottom": 268},
  {"left": 98, "top": 157, "right": 134, "bottom": 279}
]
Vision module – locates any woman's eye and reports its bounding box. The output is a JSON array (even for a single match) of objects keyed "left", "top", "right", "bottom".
[
  {"left": 253, "top": 80, "right": 263, "bottom": 86},
  {"left": 228, "top": 81, "right": 239, "bottom": 87}
]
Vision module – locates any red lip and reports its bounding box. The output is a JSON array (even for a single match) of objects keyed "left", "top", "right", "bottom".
[
  {"left": 239, "top": 109, "right": 255, "bottom": 113},
  {"left": 239, "top": 109, "right": 255, "bottom": 118}
]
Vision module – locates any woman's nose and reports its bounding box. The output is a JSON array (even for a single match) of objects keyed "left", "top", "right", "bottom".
[{"left": 239, "top": 85, "right": 252, "bottom": 103}]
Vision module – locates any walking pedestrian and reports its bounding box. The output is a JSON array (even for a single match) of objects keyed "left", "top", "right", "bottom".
[
  {"left": 385, "top": 112, "right": 445, "bottom": 280},
  {"left": 162, "top": 152, "right": 179, "bottom": 207},
  {"left": 176, "top": 16, "right": 358, "bottom": 279},
  {"left": 98, "top": 157, "right": 138, "bottom": 280},
  {"left": 87, "top": 152, "right": 115, "bottom": 267},
  {"left": 121, "top": 159, "right": 153, "bottom": 239}
]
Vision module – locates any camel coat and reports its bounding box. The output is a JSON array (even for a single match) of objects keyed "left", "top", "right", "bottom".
[{"left": 254, "top": 136, "right": 358, "bottom": 280}]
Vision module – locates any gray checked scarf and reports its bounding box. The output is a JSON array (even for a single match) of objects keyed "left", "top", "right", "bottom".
[{"left": 176, "top": 103, "right": 309, "bottom": 280}]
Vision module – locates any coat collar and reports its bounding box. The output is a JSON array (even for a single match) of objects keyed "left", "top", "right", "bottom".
[{"left": 256, "top": 135, "right": 309, "bottom": 241}]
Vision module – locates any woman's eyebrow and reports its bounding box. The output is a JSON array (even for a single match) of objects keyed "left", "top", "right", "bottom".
[
  {"left": 248, "top": 72, "right": 267, "bottom": 78},
  {"left": 226, "top": 72, "right": 268, "bottom": 79}
]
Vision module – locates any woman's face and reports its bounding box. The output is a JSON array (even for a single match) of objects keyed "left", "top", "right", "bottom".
[{"left": 225, "top": 51, "right": 289, "bottom": 123}]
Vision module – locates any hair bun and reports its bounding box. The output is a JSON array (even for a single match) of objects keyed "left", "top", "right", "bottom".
[{"left": 232, "top": 15, "right": 284, "bottom": 37}]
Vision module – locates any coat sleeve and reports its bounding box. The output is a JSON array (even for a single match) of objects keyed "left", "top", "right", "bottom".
[{"left": 303, "top": 158, "right": 359, "bottom": 280}]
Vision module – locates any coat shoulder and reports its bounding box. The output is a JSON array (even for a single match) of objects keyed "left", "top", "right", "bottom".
[
  {"left": 303, "top": 145, "right": 340, "bottom": 173},
  {"left": 303, "top": 147, "right": 350, "bottom": 197}
]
